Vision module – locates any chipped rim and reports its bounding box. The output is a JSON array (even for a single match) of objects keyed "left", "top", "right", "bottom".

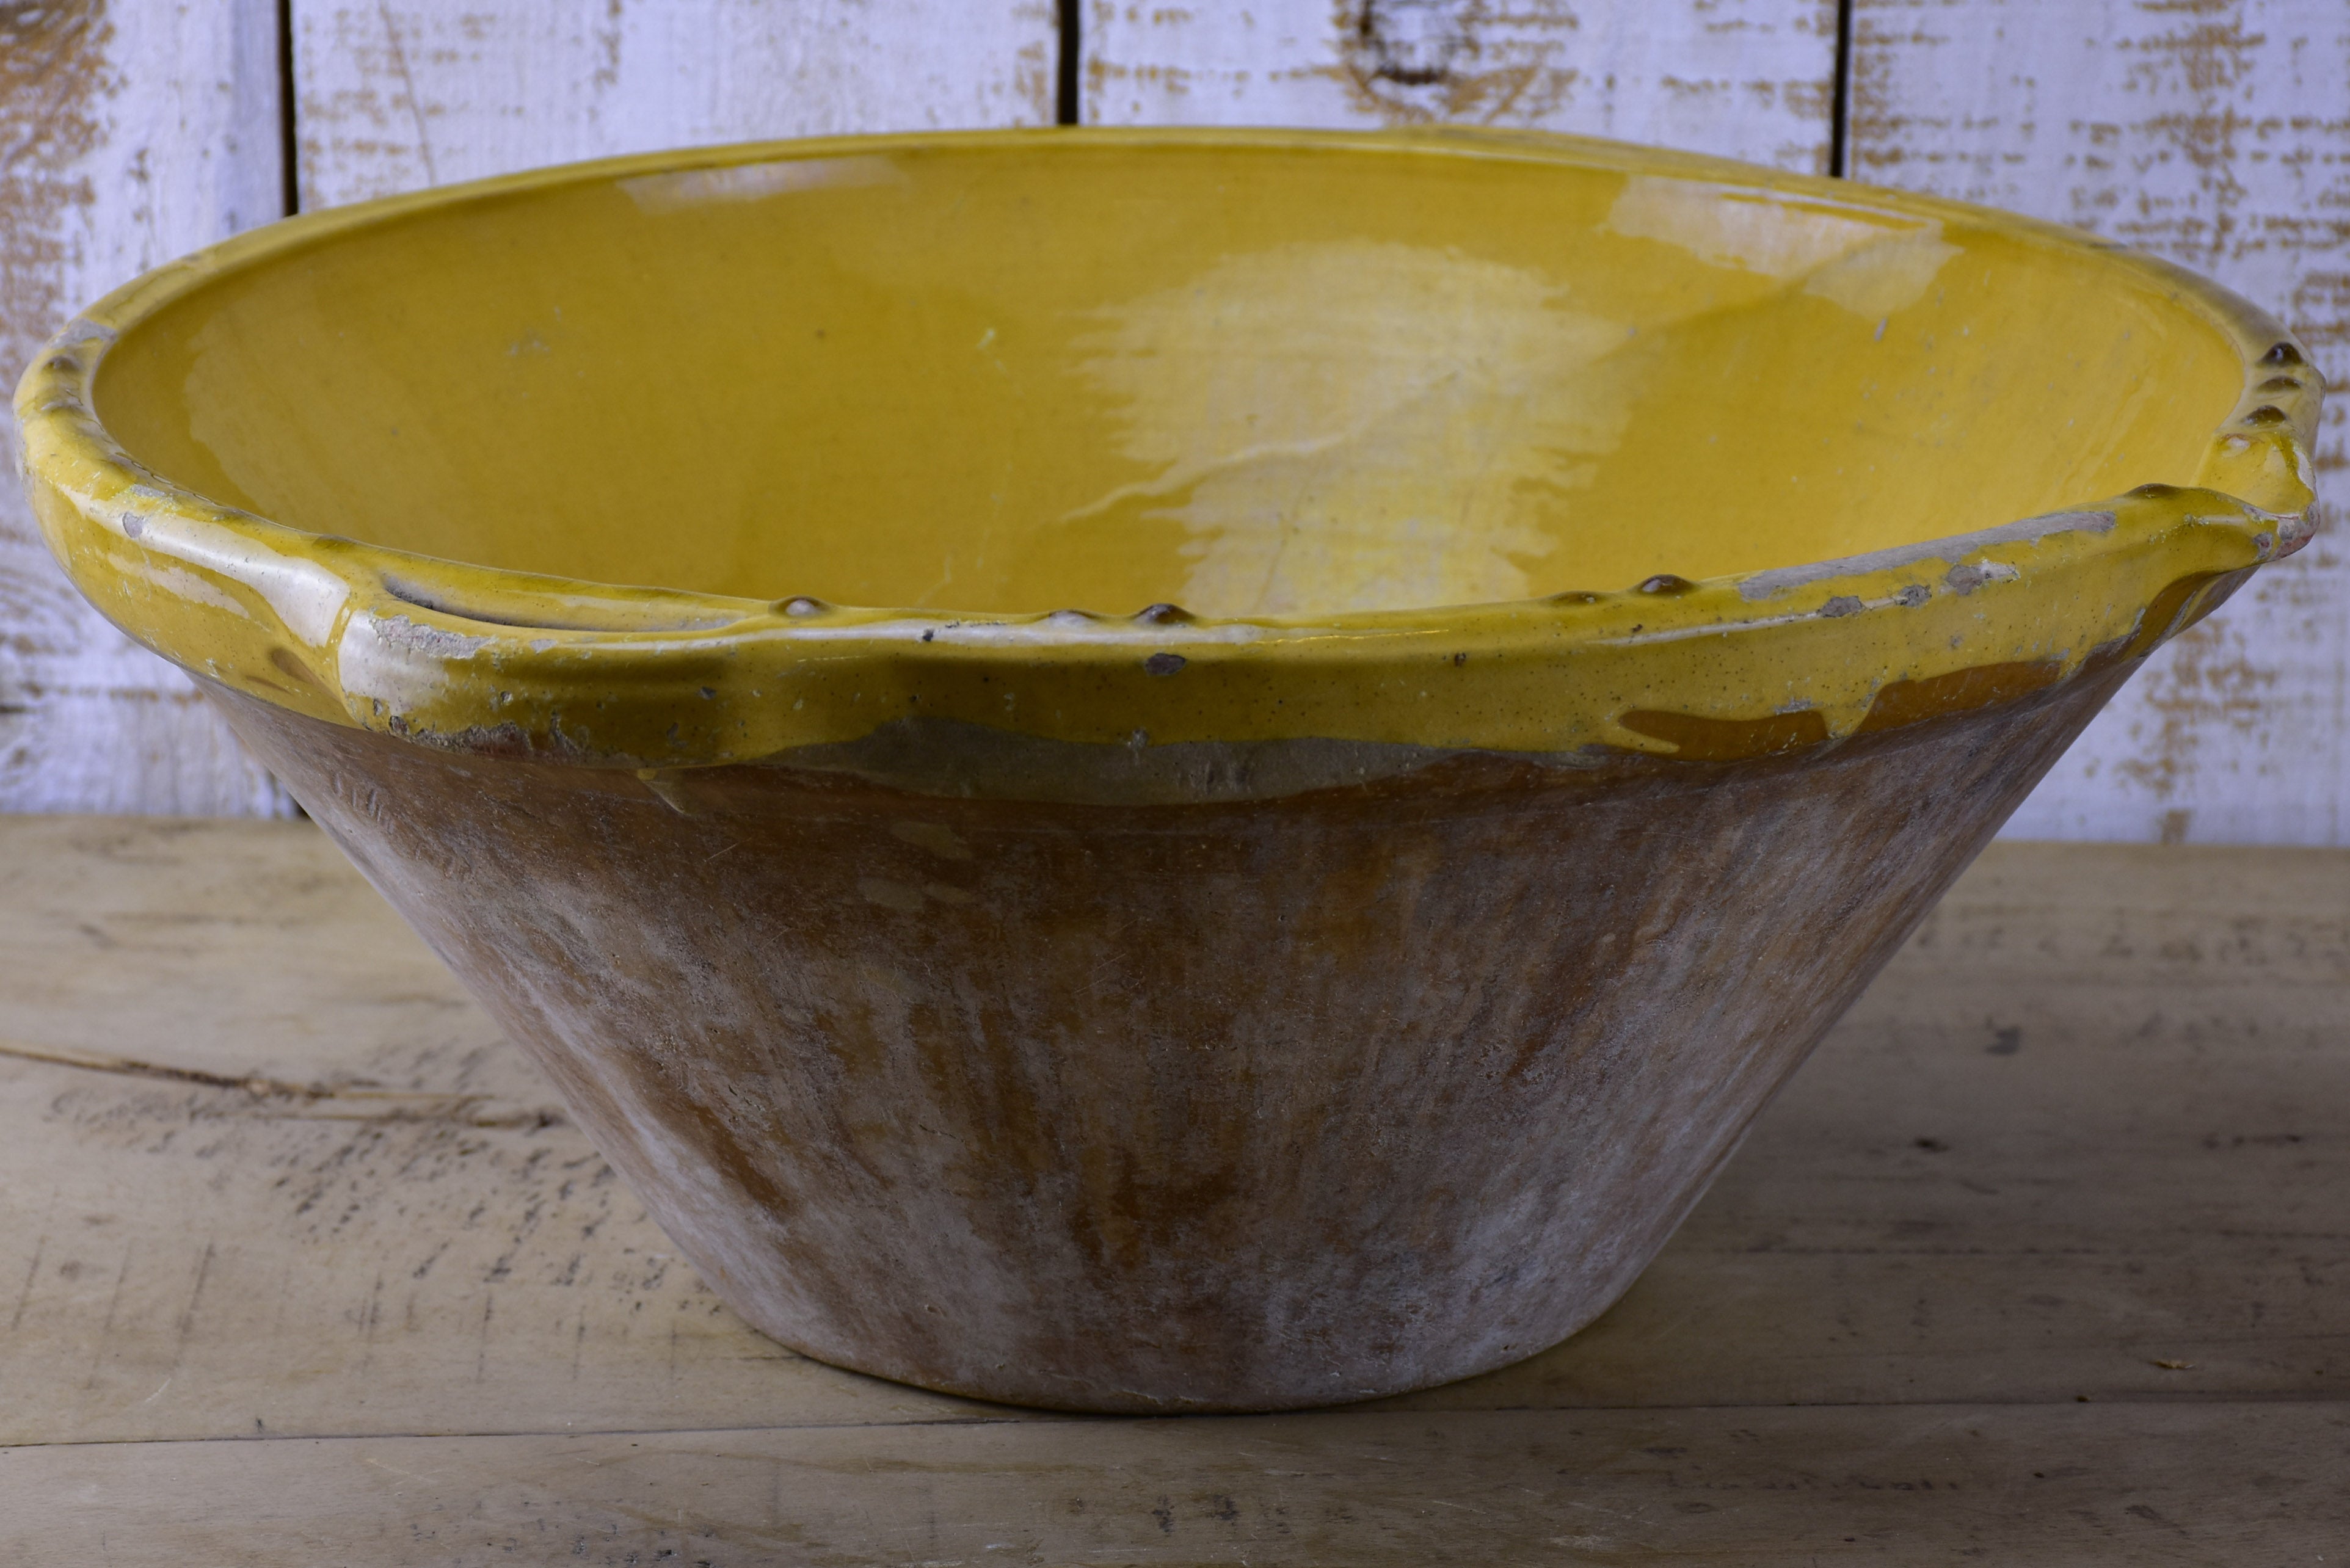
[{"left": 12, "top": 125, "right": 2325, "bottom": 772}]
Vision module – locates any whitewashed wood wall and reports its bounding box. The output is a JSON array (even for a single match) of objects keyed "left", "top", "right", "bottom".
[{"left": 2, "top": 0, "right": 2343, "bottom": 843}]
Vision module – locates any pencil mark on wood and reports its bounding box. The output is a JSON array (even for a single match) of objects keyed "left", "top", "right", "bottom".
[
  {"left": 370, "top": 0, "right": 438, "bottom": 185},
  {"left": 7, "top": 1212, "right": 50, "bottom": 1335}
]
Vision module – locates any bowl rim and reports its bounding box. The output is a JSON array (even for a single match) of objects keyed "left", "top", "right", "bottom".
[{"left": 14, "top": 125, "right": 2324, "bottom": 771}]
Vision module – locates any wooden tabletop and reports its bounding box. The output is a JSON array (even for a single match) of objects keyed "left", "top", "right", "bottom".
[{"left": 1, "top": 815, "right": 2344, "bottom": 1562}]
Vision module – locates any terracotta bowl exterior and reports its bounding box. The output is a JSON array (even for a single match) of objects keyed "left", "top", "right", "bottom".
[{"left": 16, "top": 129, "right": 2321, "bottom": 1412}]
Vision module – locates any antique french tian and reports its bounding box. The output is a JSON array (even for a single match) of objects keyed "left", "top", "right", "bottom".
[{"left": 16, "top": 128, "right": 2320, "bottom": 1410}]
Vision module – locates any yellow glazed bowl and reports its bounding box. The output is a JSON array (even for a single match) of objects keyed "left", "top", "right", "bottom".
[{"left": 16, "top": 129, "right": 2321, "bottom": 1412}]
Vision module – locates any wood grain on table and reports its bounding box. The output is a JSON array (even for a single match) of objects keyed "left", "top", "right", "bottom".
[{"left": 1, "top": 816, "right": 2343, "bottom": 1561}]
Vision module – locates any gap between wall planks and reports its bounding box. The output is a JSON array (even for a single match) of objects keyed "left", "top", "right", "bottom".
[
  {"left": 1852, "top": 0, "right": 2350, "bottom": 846},
  {"left": 0, "top": 0, "right": 291, "bottom": 815}
]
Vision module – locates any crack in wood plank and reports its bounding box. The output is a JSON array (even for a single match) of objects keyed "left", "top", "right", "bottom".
[
  {"left": 0, "top": 1034, "right": 559, "bottom": 1127},
  {"left": 5, "top": 1403, "right": 2346, "bottom": 1561}
]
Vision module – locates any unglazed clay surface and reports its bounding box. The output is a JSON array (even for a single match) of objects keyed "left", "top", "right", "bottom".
[
  {"left": 14, "top": 129, "right": 2321, "bottom": 1410},
  {"left": 220, "top": 658, "right": 2122, "bottom": 1412}
]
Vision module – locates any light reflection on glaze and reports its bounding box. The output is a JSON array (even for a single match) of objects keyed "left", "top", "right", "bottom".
[
  {"left": 618, "top": 155, "right": 908, "bottom": 212},
  {"left": 1607, "top": 176, "right": 1962, "bottom": 319},
  {"left": 1068, "top": 240, "right": 1634, "bottom": 616}
]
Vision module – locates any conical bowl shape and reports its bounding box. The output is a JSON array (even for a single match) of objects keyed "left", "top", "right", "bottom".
[{"left": 16, "top": 128, "right": 2320, "bottom": 1412}]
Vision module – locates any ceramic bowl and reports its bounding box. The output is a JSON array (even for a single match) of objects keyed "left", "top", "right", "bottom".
[{"left": 17, "top": 129, "right": 2320, "bottom": 1413}]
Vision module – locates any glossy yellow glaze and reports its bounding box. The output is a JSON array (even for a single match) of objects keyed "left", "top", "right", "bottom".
[{"left": 15, "top": 128, "right": 2321, "bottom": 768}]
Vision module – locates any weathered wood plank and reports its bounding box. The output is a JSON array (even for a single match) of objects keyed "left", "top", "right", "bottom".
[
  {"left": 292, "top": 1, "right": 1060, "bottom": 209},
  {"left": 1850, "top": 0, "right": 2350, "bottom": 846},
  {"left": 0, "top": 816, "right": 1002, "bottom": 1443},
  {"left": 7, "top": 1403, "right": 2346, "bottom": 1563},
  {"left": 1082, "top": 0, "right": 1842, "bottom": 173},
  {"left": 2, "top": 818, "right": 2343, "bottom": 1445},
  {"left": 0, "top": 1, "right": 291, "bottom": 815}
]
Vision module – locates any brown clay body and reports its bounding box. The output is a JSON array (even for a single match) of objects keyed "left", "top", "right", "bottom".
[{"left": 210, "top": 662, "right": 2125, "bottom": 1413}]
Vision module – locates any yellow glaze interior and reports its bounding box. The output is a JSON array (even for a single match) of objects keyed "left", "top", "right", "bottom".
[{"left": 15, "top": 128, "right": 2323, "bottom": 768}]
